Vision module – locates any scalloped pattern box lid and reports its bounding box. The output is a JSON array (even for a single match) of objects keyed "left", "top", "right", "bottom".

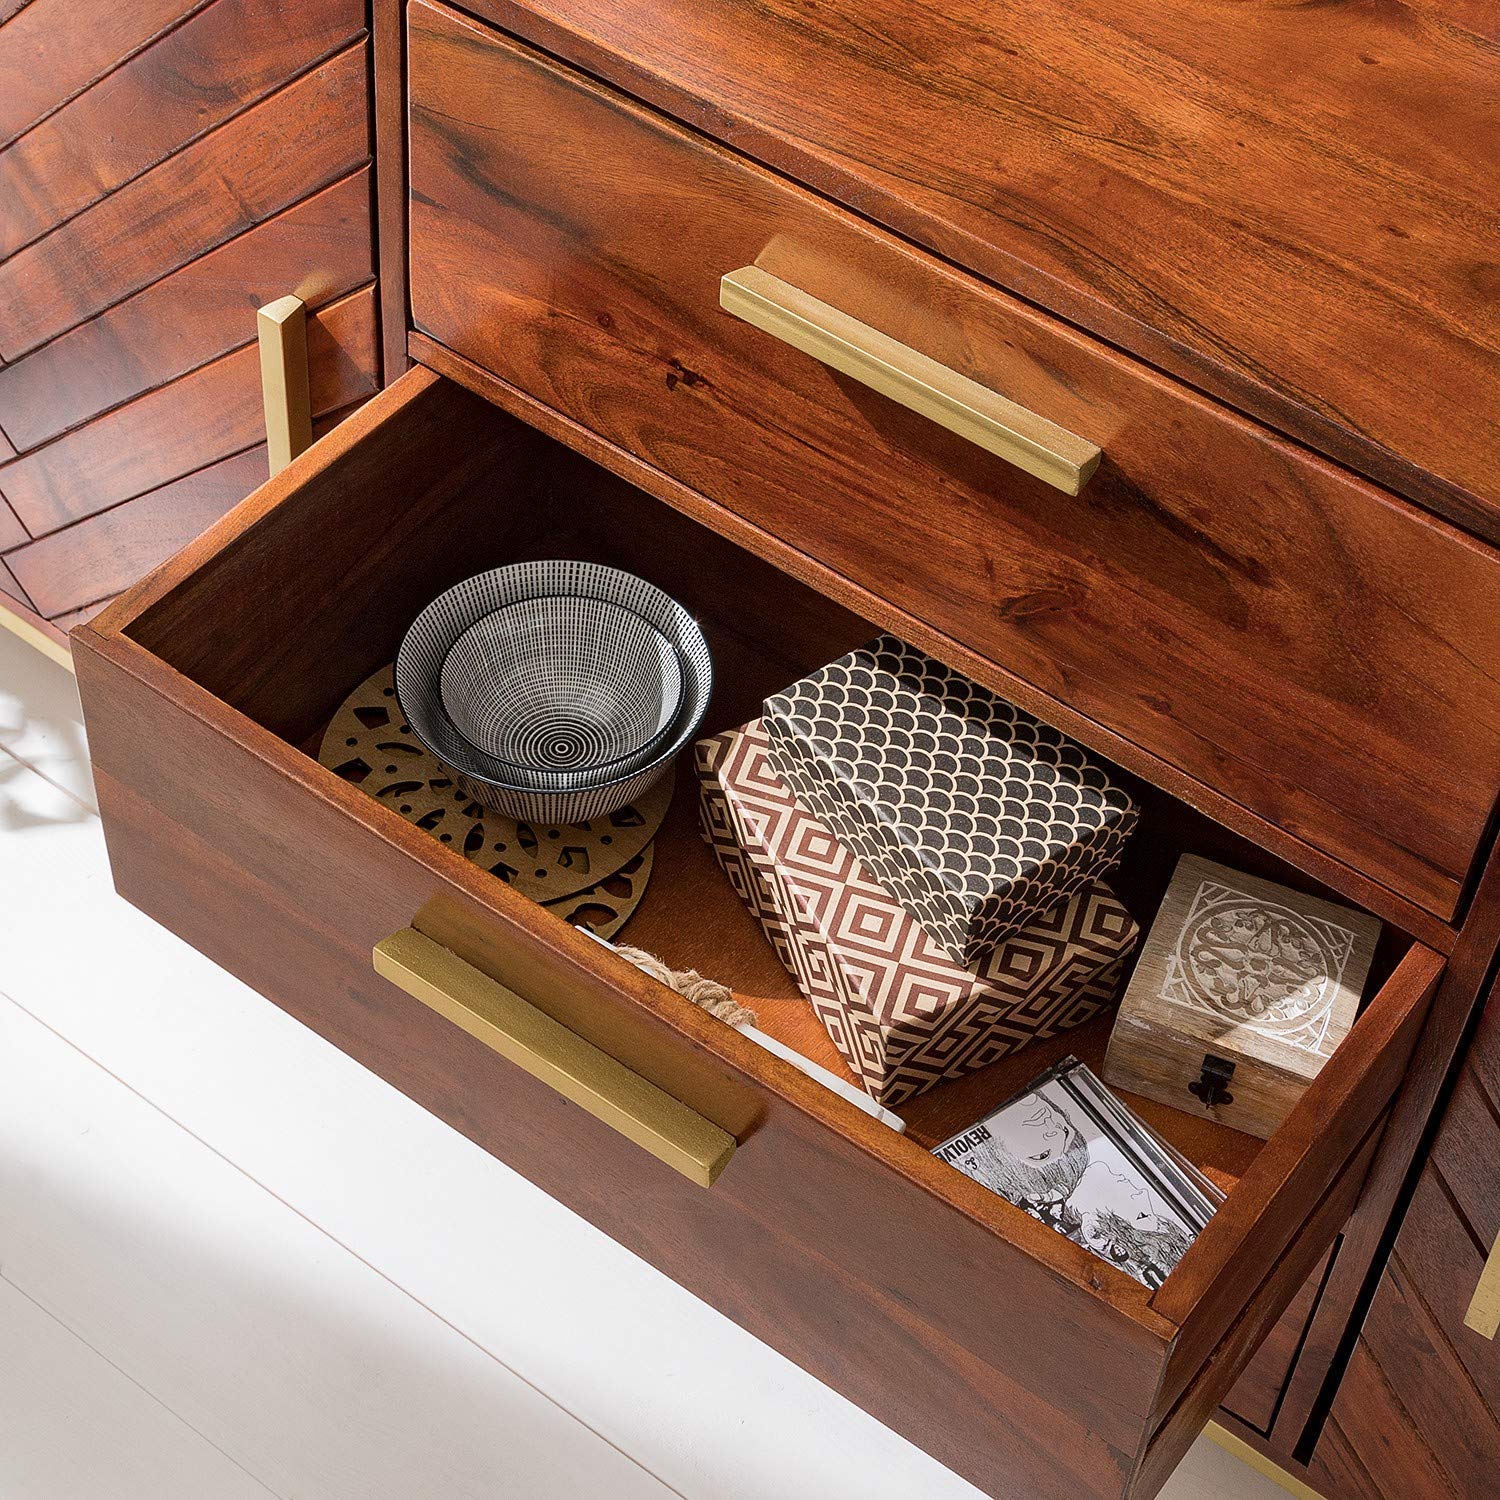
[{"left": 764, "top": 634, "right": 1138, "bottom": 967}]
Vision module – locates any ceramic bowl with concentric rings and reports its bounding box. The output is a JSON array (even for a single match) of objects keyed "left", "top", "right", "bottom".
[{"left": 394, "top": 561, "right": 713, "bottom": 823}]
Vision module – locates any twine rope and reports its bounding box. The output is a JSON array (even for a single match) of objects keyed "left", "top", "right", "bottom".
[{"left": 616, "top": 945, "right": 758, "bottom": 1028}]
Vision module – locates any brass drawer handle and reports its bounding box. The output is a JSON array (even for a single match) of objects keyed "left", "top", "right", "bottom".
[
  {"left": 258, "top": 295, "right": 313, "bottom": 478},
  {"left": 373, "top": 929, "right": 737, "bottom": 1187},
  {"left": 720, "top": 265, "right": 1102, "bottom": 495},
  {"left": 1465, "top": 1228, "right": 1500, "bottom": 1339}
]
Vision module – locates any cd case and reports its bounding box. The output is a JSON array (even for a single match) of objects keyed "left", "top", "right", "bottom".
[{"left": 932, "top": 1057, "right": 1224, "bottom": 1288}]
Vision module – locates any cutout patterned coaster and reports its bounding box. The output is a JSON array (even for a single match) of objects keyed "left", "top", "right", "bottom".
[
  {"left": 546, "top": 845, "right": 654, "bottom": 941},
  {"left": 318, "top": 665, "right": 670, "bottom": 916}
]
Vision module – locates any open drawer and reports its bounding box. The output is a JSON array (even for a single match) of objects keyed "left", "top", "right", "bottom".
[{"left": 73, "top": 368, "right": 1444, "bottom": 1500}]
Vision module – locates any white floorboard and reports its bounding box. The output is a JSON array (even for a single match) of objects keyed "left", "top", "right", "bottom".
[
  {"left": 0, "top": 638, "right": 1287, "bottom": 1500},
  {"left": 0, "top": 995, "right": 673, "bottom": 1500},
  {"left": 0, "top": 631, "right": 94, "bottom": 812},
  {"left": 0, "top": 1277, "right": 273, "bottom": 1500}
]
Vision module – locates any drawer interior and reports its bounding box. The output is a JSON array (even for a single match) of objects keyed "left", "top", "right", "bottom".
[{"left": 124, "top": 374, "right": 1420, "bottom": 1188}]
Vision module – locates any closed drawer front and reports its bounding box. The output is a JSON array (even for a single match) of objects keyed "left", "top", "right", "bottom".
[
  {"left": 406, "top": 0, "right": 1500, "bottom": 924},
  {"left": 76, "top": 369, "right": 1444, "bottom": 1499}
]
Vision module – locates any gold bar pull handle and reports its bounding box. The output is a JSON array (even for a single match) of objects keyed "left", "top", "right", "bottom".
[
  {"left": 257, "top": 295, "right": 313, "bottom": 477},
  {"left": 1465, "top": 1228, "right": 1500, "bottom": 1339},
  {"left": 720, "top": 266, "right": 1102, "bottom": 495},
  {"left": 373, "top": 929, "right": 737, "bottom": 1187}
]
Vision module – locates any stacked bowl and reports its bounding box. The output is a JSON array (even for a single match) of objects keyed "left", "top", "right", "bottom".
[{"left": 395, "top": 561, "right": 713, "bottom": 824}]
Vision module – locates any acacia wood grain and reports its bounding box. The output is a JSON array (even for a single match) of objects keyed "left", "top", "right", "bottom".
[
  {"left": 1359, "top": 1251, "right": 1496, "bottom": 1497},
  {"left": 407, "top": 5, "right": 1500, "bottom": 924},
  {"left": 7, "top": 448, "right": 269, "bottom": 618},
  {"left": 1302, "top": 974, "right": 1500, "bottom": 1497},
  {"left": 1314, "top": 1340, "right": 1460, "bottom": 1498},
  {"left": 1390, "top": 1169, "right": 1500, "bottom": 1417},
  {"left": 6, "top": 403, "right": 359, "bottom": 623},
  {"left": 0, "top": 41, "right": 369, "bottom": 361},
  {"left": 0, "top": 493, "right": 26, "bottom": 550},
  {"left": 372, "top": 0, "right": 411, "bottom": 381},
  {"left": 1468, "top": 993, "right": 1500, "bottom": 1112},
  {"left": 0, "top": 168, "right": 373, "bottom": 451},
  {"left": 1310, "top": 1421, "right": 1381, "bottom": 1500},
  {"left": 460, "top": 0, "right": 1500, "bottom": 539},
  {"left": 0, "top": 0, "right": 362, "bottom": 261},
  {"left": 1221, "top": 1250, "right": 1331, "bottom": 1435},
  {"left": 1429, "top": 1074, "right": 1500, "bottom": 1254},
  {"left": 0, "top": 0, "right": 203, "bottom": 149},
  {"left": 0, "top": 583, "right": 65, "bottom": 652},
  {"left": 0, "top": 285, "right": 377, "bottom": 536},
  {"left": 48, "top": 599, "right": 106, "bottom": 633},
  {"left": 0, "top": 556, "right": 32, "bottom": 609}
]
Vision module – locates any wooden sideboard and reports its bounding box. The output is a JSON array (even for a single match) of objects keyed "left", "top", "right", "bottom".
[{"left": 8, "top": 0, "right": 1494, "bottom": 1493}]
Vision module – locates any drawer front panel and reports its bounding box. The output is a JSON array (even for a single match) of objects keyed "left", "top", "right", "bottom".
[
  {"left": 459, "top": 0, "right": 1499, "bottom": 537},
  {"left": 407, "top": 1, "right": 1500, "bottom": 922}
]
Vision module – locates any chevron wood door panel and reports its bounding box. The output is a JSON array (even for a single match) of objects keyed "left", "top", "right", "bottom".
[
  {"left": 1308, "top": 987, "right": 1500, "bottom": 1497},
  {"left": 8, "top": 402, "right": 360, "bottom": 622},
  {"left": 0, "top": 0, "right": 362, "bottom": 259},
  {"left": 0, "top": 0, "right": 204, "bottom": 149},
  {"left": 0, "top": 41, "right": 369, "bottom": 361},
  {"left": 1219, "top": 1248, "right": 1331, "bottom": 1435},
  {"left": 8, "top": 449, "right": 272, "bottom": 619},
  {"left": 0, "top": 285, "right": 378, "bottom": 536},
  {"left": 0, "top": 0, "right": 376, "bottom": 652},
  {"left": 0, "top": 167, "right": 373, "bottom": 450},
  {"left": 0, "top": 555, "right": 31, "bottom": 608},
  {"left": 0, "top": 493, "right": 25, "bottom": 551}
]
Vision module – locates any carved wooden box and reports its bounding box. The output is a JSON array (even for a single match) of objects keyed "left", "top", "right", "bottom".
[{"left": 1103, "top": 855, "right": 1381, "bottom": 1139}]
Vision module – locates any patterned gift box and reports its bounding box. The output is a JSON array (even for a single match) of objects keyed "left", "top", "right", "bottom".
[
  {"left": 763, "top": 634, "right": 1139, "bottom": 967},
  {"left": 696, "top": 720, "right": 1139, "bottom": 1106}
]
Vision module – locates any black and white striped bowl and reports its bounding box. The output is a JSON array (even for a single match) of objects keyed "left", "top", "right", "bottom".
[
  {"left": 440, "top": 595, "right": 685, "bottom": 779},
  {"left": 395, "top": 561, "right": 713, "bottom": 823}
]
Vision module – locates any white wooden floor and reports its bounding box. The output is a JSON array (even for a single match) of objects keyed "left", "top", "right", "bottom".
[{"left": 0, "top": 629, "right": 1287, "bottom": 1499}]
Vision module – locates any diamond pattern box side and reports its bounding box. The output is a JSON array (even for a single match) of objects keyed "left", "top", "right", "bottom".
[
  {"left": 696, "top": 722, "right": 1140, "bottom": 1106},
  {"left": 694, "top": 733, "right": 892, "bottom": 1092},
  {"left": 763, "top": 634, "right": 1139, "bottom": 966},
  {"left": 694, "top": 795, "right": 804, "bottom": 988}
]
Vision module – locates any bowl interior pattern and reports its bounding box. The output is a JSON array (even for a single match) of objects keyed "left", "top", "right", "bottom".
[{"left": 440, "top": 595, "right": 684, "bottom": 773}]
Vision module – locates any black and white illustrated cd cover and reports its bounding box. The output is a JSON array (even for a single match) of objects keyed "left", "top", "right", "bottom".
[{"left": 933, "top": 1057, "right": 1222, "bottom": 1289}]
